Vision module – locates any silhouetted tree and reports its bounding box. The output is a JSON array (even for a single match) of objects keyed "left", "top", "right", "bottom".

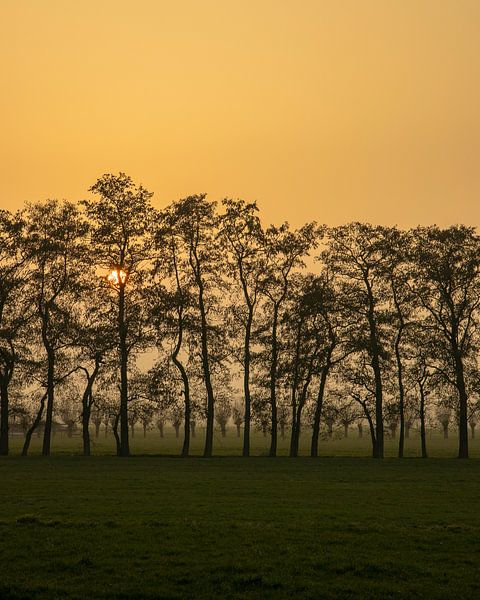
[
  {"left": 410, "top": 226, "right": 480, "bottom": 458},
  {"left": 24, "top": 199, "right": 87, "bottom": 456},
  {"left": 83, "top": 173, "right": 154, "bottom": 457}
]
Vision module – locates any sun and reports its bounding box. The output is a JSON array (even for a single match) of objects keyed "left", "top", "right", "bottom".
[{"left": 107, "top": 268, "right": 128, "bottom": 286}]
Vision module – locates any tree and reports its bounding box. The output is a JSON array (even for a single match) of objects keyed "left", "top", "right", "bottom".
[
  {"left": 162, "top": 195, "right": 224, "bottom": 457},
  {"left": 259, "top": 222, "right": 317, "bottom": 457},
  {"left": 24, "top": 199, "right": 87, "bottom": 456},
  {"left": 83, "top": 173, "right": 154, "bottom": 457},
  {"left": 232, "top": 403, "right": 243, "bottom": 437},
  {"left": 305, "top": 270, "right": 356, "bottom": 457},
  {"left": 410, "top": 226, "right": 480, "bottom": 458},
  {"left": 323, "top": 223, "right": 396, "bottom": 458},
  {"left": 220, "top": 199, "right": 265, "bottom": 456},
  {"left": 383, "top": 229, "right": 416, "bottom": 457},
  {"left": 0, "top": 209, "right": 31, "bottom": 455},
  {"left": 150, "top": 206, "right": 198, "bottom": 457},
  {"left": 73, "top": 294, "right": 116, "bottom": 456}
]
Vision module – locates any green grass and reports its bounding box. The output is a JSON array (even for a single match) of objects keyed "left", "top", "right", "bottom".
[
  {"left": 8, "top": 426, "right": 480, "bottom": 458},
  {"left": 0, "top": 454, "right": 479, "bottom": 599}
]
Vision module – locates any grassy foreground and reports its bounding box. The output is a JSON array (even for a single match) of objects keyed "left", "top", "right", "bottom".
[{"left": 0, "top": 457, "right": 479, "bottom": 599}]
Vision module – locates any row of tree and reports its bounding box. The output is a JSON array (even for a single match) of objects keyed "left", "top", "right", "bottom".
[{"left": 1, "top": 173, "right": 479, "bottom": 459}]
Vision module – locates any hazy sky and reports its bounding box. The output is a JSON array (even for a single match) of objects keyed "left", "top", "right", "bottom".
[{"left": 1, "top": 0, "right": 479, "bottom": 227}]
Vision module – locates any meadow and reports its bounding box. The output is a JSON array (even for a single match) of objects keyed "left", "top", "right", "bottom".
[
  {"left": 0, "top": 430, "right": 479, "bottom": 599},
  {"left": 6, "top": 425, "right": 480, "bottom": 458}
]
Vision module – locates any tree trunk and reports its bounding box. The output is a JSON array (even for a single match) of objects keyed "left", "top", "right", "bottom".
[
  {"left": 470, "top": 424, "right": 476, "bottom": 439},
  {"left": 366, "top": 279, "right": 384, "bottom": 459},
  {"left": 357, "top": 422, "right": 363, "bottom": 438},
  {"left": 171, "top": 305, "right": 191, "bottom": 458},
  {"left": 269, "top": 305, "right": 279, "bottom": 457},
  {"left": 311, "top": 364, "right": 329, "bottom": 457},
  {"left": 364, "top": 409, "right": 376, "bottom": 457},
  {"left": 443, "top": 423, "right": 449, "bottom": 439},
  {"left": 118, "top": 284, "right": 130, "bottom": 457},
  {"left": 236, "top": 423, "right": 241, "bottom": 437},
  {"left": 344, "top": 423, "right": 349, "bottom": 438},
  {"left": 22, "top": 392, "right": 47, "bottom": 456},
  {"left": 82, "top": 370, "right": 98, "bottom": 457},
  {"left": 392, "top": 283, "right": 406, "bottom": 458},
  {"left": 196, "top": 275, "right": 215, "bottom": 458},
  {"left": 454, "top": 350, "right": 469, "bottom": 458},
  {"left": 42, "top": 348, "right": 55, "bottom": 456},
  {"left": 289, "top": 318, "right": 304, "bottom": 457},
  {"left": 95, "top": 422, "right": 100, "bottom": 438},
  {"left": 419, "top": 383, "right": 427, "bottom": 458},
  {"left": 242, "top": 307, "right": 253, "bottom": 457},
  {"left": 0, "top": 378, "right": 10, "bottom": 455},
  {"left": 174, "top": 424, "right": 180, "bottom": 438},
  {"left": 112, "top": 413, "right": 121, "bottom": 456}
]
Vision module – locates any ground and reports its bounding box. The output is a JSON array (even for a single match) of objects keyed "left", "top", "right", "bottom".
[{"left": 1, "top": 445, "right": 479, "bottom": 599}]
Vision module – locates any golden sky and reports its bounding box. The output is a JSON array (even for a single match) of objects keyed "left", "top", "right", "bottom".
[{"left": 1, "top": 0, "right": 479, "bottom": 227}]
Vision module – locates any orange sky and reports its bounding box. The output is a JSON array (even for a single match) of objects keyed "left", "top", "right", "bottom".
[{"left": 1, "top": 0, "right": 479, "bottom": 228}]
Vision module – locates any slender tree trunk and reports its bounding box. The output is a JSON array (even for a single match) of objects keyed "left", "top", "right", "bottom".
[
  {"left": 395, "top": 327, "right": 406, "bottom": 458},
  {"left": 81, "top": 366, "right": 99, "bottom": 457},
  {"left": 95, "top": 422, "right": 100, "bottom": 438},
  {"left": 357, "top": 422, "right": 363, "bottom": 438},
  {"left": 419, "top": 383, "right": 427, "bottom": 458},
  {"left": 362, "top": 405, "right": 377, "bottom": 458},
  {"left": 311, "top": 365, "right": 330, "bottom": 457},
  {"left": 269, "top": 305, "right": 279, "bottom": 457},
  {"left": 112, "top": 413, "right": 121, "bottom": 456},
  {"left": 288, "top": 319, "right": 303, "bottom": 457},
  {"left": 366, "top": 290, "right": 384, "bottom": 458},
  {"left": 454, "top": 350, "right": 469, "bottom": 458},
  {"left": 118, "top": 284, "right": 130, "bottom": 457},
  {"left": 242, "top": 307, "right": 253, "bottom": 457},
  {"left": 82, "top": 403, "right": 91, "bottom": 456},
  {"left": 390, "top": 281, "right": 406, "bottom": 458},
  {"left": 42, "top": 348, "right": 55, "bottom": 456},
  {"left": 195, "top": 276, "right": 215, "bottom": 457},
  {"left": 22, "top": 392, "right": 47, "bottom": 456},
  {"left": 171, "top": 305, "right": 191, "bottom": 457},
  {"left": 0, "top": 376, "right": 10, "bottom": 455},
  {"left": 291, "top": 366, "right": 315, "bottom": 457},
  {"left": 236, "top": 423, "right": 241, "bottom": 437}
]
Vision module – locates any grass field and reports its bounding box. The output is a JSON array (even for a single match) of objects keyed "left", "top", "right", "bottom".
[
  {"left": 7, "top": 425, "right": 480, "bottom": 458},
  {"left": 1, "top": 448, "right": 480, "bottom": 599}
]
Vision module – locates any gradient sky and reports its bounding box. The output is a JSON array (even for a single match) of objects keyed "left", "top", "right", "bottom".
[{"left": 1, "top": 0, "right": 479, "bottom": 227}]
